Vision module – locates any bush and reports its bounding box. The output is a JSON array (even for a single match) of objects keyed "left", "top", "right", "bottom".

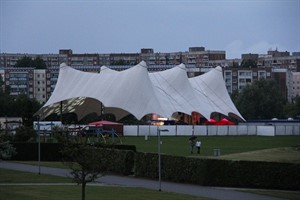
[
  {"left": 0, "top": 141, "right": 16, "bottom": 160},
  {"left": 11, "top": 143, "right": 63, "bottom": 161},
  {"left": 99, "top": 148, "right": 135, "bottom": 175},
  {"left": 95, "top": 143, "right": 136, "bottom": 152},
  {"left": 62, "top": 144, "right": 135, "bottom": 176},
  {"left": 14, "top": 126, "right": 36, "bottom": 142},
  {"left": 134, "top": 152, "right": 300, "bottom": 190}
]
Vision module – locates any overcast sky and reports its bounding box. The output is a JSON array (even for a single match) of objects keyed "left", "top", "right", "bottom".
[{"left": 1, "top": 0, "right": 299, "bottom": 59}]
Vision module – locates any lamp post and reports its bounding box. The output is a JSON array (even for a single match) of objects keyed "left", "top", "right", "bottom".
[
  {"left": 157, "top": 127, "right": 168, "bottom": 192},
  {"left": 36, "top": 115, "right": 41, "bottom": 175}
]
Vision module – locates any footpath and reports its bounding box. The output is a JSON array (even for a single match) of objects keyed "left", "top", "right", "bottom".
[{"left": 0, "top": 161, "right": 284, "bottom": 200}]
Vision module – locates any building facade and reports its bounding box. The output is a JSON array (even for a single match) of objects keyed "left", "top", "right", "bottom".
[
  {"left": 0, "top": 47, "right": 226, "bottom": 68},
  {"left": 291, "top": 72, "right": 300, "bottom": 100},
  {"left": 1, "top": 48, "right": 300, "bottom": 104}
]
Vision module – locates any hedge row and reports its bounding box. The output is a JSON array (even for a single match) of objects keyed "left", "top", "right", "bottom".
[
  {"left": 98, "top": 148, "right": 135, "bottom": 175},
  {"left": 11, "top": 143, "right": 63, "bottom": 161},
  {"left": 94, "top": 143, "right": 136, "bottom": 152},
  {"left": 11, "top": 143, "right": 135, "bottom": 176},
  {"left": 135, "top": 152, "right": 300, "bottom": 190},
  {"left": 10, "top": 143, "right": 300, "bottom": 190},
  {"left": 11, "top": 143, "right": 136, "bottom": 161}
]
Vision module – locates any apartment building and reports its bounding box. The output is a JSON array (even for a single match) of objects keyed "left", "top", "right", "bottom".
[
  {"left": 223, "top": 67, "right": 272, "bottom": 93},
  {"left": 1, "top": 48, "right": 299, "bottom": 104},
  {"left": 291, "top": 72, "right": 300, "bottom": 100},
  {"left": 0, "top": 47, "right": 226, "bottom": 68},
  {"left": 33, "top": 69, "right": 48, "bottom": 103},
  {"left": 2, "top": 67, "right": 35, "bottom": 98}
]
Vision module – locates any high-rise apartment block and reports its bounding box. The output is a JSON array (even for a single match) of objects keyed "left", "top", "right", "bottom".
[{"left": 1, "top": 48, "right": 300, "bottom": 104}]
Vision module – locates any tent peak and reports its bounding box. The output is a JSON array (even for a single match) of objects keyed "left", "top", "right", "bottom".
[
  {"left": 60, "top": 63, "right": 68, "bottom": 68},
  {"left": 177, "top": 63, "right": 186, "bottom": 70},
  {"left": 139, "top": 61, "right": 147, "bottom": 68},
  {"left": 215, "top": 66, "right": 222, "bottom": 72}
]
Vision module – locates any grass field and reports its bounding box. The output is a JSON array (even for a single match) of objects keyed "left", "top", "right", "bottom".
[
  {"left": 0, "top": 168, "right": 208, "bottom": 200},
  {"left": 3, "top": 136, "right": 300, "bottom": 200},
  {"left": 121, "top": 136, "right": 300, "bottom": 160}
]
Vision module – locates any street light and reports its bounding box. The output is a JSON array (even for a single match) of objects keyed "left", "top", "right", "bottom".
[
  {"left": 157, "top": 127, "right": 169, "bottom": 192},
  {"left": 36, "top": 115, "right": 41, "bottom": 175}
]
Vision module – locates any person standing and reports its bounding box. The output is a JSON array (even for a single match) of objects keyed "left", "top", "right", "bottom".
[
  {"left": 196, "top": 140, "right": 201, "bottom": 154},
  {"left": 189, "top": 139, "right": 195, "bottom": 154}
]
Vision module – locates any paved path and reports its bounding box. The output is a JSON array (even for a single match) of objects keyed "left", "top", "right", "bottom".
[{"left": 0, "top": 161, "right": 284, "bottom": 200}]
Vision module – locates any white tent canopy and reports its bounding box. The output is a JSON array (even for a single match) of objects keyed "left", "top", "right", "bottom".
[{"left": 35, "top": 61, "right": 244, "bottom": 121}]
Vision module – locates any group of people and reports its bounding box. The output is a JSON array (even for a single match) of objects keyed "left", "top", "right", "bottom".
[{"left": 189, "top": 138, "right": 201, "bottom": 154}]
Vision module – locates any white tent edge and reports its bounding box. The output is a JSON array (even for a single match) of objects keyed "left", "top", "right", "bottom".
[{"left": 35, "top": 61, "right": 245, "bottom": 122}]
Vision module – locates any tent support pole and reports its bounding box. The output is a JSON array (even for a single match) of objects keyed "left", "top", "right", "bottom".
[{"left": 60, "top": 101, "right": 63, "bottom": 124}]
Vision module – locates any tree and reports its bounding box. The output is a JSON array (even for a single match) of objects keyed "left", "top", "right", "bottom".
[
  {"left": 284, "top": 96, "right": 300, "bottom": 118},
  {"left": 33, "top": 57, "right": 47, "bottom": 69},
  {"left": 0, "top": 125, "right": 16, "bottom": 159},
  {"left": 61, "top": 144, "right": 106, "bottom": 200},
  {"left": 0, "top": 79, "right": 18, "bottom": 117},
  {"left": 15, "top": 56, "right": 33, "bottom": 67},
  {"left": 14, "top": 126, "right": 36, "bottom": 142},
  {"left": 0, "top": 141, "right": 16, "bottom": 160},
  {"left": 234, "top": 79, "right": 286, "bottom": 120},
  {"left": 15, "top": 56, "right": 46, "bottom": 69},
  {"left": 240, "top": 59, "right": 257, "bottom": 68},
  {"left": 15, "top": 94, "right": 41, "bottom": 127}
]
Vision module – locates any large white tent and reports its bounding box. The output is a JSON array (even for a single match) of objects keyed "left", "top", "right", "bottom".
[{"left": 35, "top": 61, "right": 244, "bottom": 121}]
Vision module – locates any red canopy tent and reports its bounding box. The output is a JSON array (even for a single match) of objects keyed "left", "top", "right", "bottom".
[
  {"left": 215, "top": 118, "right": 235, "bottom": 125},
  {"left": 88, "top": 120, "right": 121, "bottom": 126},
  {"left": 88, "top": 120, "right": 123, "bottom": 136},
  {"left": 205, "top": 118, "right": 217, "bottom": 125}
]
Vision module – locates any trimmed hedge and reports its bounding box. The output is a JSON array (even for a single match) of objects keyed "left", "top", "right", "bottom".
[
  {"left": 98, "top": 148, "right": 135, "bottom": 175},
  {"left": 10, "top": 143, "right": 135, "bottom": 176},
  {"left": 11, "top": 143, "right": 63, "bottom": 161},
  {"left": 135, "top": 152, "right": 300, "bottom": 190},
  {"left": 94, "top": 143, "right": 136, "bottom": 152},
  {"left": 11, "top": 143, "right": 136, "bottom": 161}
]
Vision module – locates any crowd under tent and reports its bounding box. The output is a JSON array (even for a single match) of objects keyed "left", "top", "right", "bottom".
[{"left": 35, "top": 61, "right": 245, "bottom": 123}]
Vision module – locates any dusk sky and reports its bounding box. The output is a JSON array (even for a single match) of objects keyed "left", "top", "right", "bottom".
[{"left": 1, "top": 0, "right": 299, "bottom": 59}]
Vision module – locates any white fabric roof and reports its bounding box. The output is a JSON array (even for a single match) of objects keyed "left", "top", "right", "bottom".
[{"left": 36, "top": 61, "right": 244, "bottom": 121}]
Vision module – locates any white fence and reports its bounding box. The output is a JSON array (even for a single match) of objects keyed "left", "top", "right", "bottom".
[{"left": 124, "top": 125, "right": 300, "bottom": 136}]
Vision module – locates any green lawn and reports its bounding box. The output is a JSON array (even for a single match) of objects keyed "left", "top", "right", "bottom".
[
  {"left": 0, "top": 185, "right": 208, "bottom": 200},
  {"left": 121, "top": 135, "right": 300, "bottom": 157},
  {"left": 0, "top": 168, "right": 209, "bottom": 200},
  {"left": 0, "top": 168, "right": 71, "bottom": 183},
  {"left": 219, "top": 147, "right": 300, "bottom": 163},
  {"left": 241, "top": 189, "right": 300, "bottom": 200}
]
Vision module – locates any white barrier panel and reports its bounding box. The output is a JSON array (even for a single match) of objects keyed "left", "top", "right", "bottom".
[
  {"left": 124, "top": 125, "right": 298, "bottom": 136},
  {"left": 247, "top": 125, "right": 257, "bottom": 135},
  {"left": 217, "top": 126, "right": 228, "bottom": 136},
  {"left": 177, "top": 125, "right": 193, "bottom": 136},
  {"left": 275, "top": 126, "right": 286, "bottom": 136},
  {"left": 228, "top": 126, "right": 238, "bottom": 135},
  {"left": 158, "top": 126, "right": 176, "bottom": 136},
  {"left": 237, "top": 125, "right": 248, "bottom": 135},
  {"left": 137, "top": 125, "right": 150, "bottom": 136},
  {"left": 149, "top": 126, "right": 158, "bottom": 136},
  {"left": 294, "top": 126, "right": 300, "bottom": 135},
  {"left": 194, "top": 126, "right": 207, "bottom": 136},
  {"left": 124, "top": 126, "right": 138, "bottom": 136},
  {"left": 257, "top": 126, "right": 275, "bottom": 136},
  {"left": 285, "top": 126, "right": 295, "bottom": 136},
  {"left": 207, "top": 126, "right": 217, "bottom": 136}
]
